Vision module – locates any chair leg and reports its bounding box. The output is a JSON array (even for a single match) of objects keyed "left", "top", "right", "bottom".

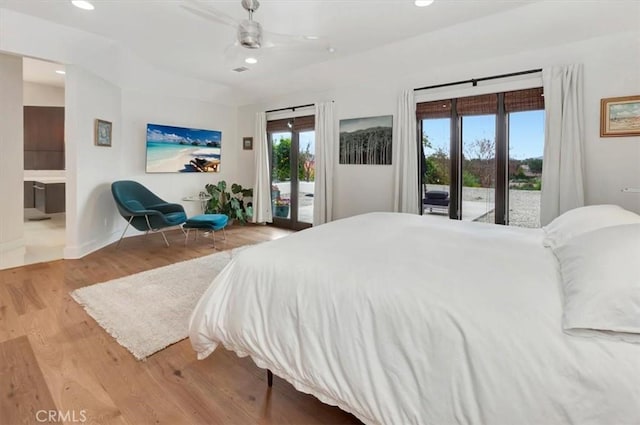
[
  {"left": 222, "top": 227, "right": 227, "bottom": 240},
  {"left": 159, "top": 230, "right": 170, "bottom": 247},
  {"left": 145, "top": 215, "right": 170, "bottom": 247},
  {"left": 184, "top": 228, "right": 190, "bottom": 246},
  {"left": 211, "top": 229, "right": 216, "bottom": 248},
  {"left": 116, "top": 216, "right": 134, "bottom": 248}
]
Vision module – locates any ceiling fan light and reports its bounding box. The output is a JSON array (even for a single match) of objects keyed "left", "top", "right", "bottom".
[
  {"left": 71, "top": 0, "right": 95, "bottom": 10},
  {"left": 55, "top": 70, "right": 66, "bottom": 75},
  {"left": 414, "top": 0, "right": 434, "bottom": 7},
  {"left": 238, "top": 20, "right": 262, "bottom": 49},
  {"left": 304, "top": 35, "right": 319, "bottom": 40}
]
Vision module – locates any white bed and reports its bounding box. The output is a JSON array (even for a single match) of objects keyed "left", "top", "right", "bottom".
[{"left": 189, "top": 212, "right": 640, "bottom": 425}]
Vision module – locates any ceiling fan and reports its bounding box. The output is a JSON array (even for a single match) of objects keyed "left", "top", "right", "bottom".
[{"left": 181, "top": 0, "right": 327, "bottom": 60}]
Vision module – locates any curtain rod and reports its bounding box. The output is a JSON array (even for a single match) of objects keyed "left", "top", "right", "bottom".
[
  {"left": 266, "top": 101, "right": 334, "bottom": 114},
  {"left": 266, "top": 103, "right": 315, "bottom": 114},
  {"left": 413, "top": 68, "right": 542, "bottom": 92}
]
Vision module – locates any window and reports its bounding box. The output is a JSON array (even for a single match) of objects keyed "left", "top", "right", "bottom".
[{"left": 417, "top": 87, "right": 545, "bottom": 227}]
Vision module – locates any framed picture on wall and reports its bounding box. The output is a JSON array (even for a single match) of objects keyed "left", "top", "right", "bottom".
[
  {"left": 95, "top": 119, "right": 112, "bottom": 147},
  {"left": 600, "top": 95, "right": 640, "bottom": 137},
  {"left": 339, "top": 115, "right": 393, "bottom": 165},
  {"left": 243, "top": 137, "right": 253, "bottom": 150}
]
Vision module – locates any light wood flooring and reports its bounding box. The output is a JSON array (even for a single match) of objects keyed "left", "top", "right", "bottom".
[{"left": 0, "top": 225, "right": 362, "bottom": 425}]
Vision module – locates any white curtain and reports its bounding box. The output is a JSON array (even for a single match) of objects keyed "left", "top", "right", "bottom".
[
  {"left": 252, "top": 112, "right": 273, "bottom": 223},
  {"left": 392, "top": 89, "right": 420, "bottom": 214},
  {"left": 313, "top": 102, "right": 335, "bottom": 226},
  {"left": 540, "top": 64, "right": 585, "bottom": 226}
]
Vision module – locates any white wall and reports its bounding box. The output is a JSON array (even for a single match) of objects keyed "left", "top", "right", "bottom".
[
  {"left": 238, "top": 30, "right": 640, "bottom": 220},
  {"left": 120, "top": 90, "right": 241, "bottom": 221},
  {"left": 64, "top": 65, "right": 123, "bottom": 258},
  {"left": 23, "top": 81, "right": 65, "bottom": 106},
  {"left": 0, "top": 53, "right": 24, "bottom": 254}
]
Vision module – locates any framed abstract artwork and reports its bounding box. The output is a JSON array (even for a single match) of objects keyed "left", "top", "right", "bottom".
[
  {"left": 600, "top": 95, "right": 640, "bottom": 137},
  {"left": 95, "top": 119, "right": 112, "bottom": 147}
]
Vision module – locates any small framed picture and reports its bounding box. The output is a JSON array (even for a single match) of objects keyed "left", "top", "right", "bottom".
[
  {"left": 243, "top": 136, "right": 253, "bottom": 150},
  {"left": 95, "top": 119, "right": 112, "bottom": 147},
  {"left": 600, "top": 95, "right": 640, "bottom": 137}
]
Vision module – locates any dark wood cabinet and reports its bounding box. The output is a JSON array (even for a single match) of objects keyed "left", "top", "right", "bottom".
[
  {"left": 23, "top": 106, "right": 65, "bottom": 170},
  {"left": 34, "top": 182, "right": 65, "bottom": 214},
  {"left": 24, "top": 181, "right": 35, "bottom": 208}
]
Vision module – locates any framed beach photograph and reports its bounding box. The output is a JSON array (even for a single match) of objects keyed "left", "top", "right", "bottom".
[
  {"left": 600, "top": 95, "right": 640, "bottom": 137},
  {"left": 339, "top": 115, "right": 393, "bottom": 165},
  {"left": 243, "top": 136, "right": 253, "bottom": 150},
  {"left": 145, "top": 123, "right": 222, "bottom": 173},
  {"left": 95, "top": 119, "right": 112, "bottom": 147}
]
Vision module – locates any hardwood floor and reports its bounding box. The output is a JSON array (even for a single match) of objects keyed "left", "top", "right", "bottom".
[{"left": 0, "top": 225, "right": 362, "bottom": 425}]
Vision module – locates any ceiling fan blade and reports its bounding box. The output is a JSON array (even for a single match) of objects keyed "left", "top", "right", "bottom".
[
  {"left": 180, "top": 0, "right": 239, "bottom": 28},
  {"left": 263, "top": 29, "right": 327, "bottom": 47}
]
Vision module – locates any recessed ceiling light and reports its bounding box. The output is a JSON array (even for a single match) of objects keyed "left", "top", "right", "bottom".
[
  {"left": 245, "top": 57, "right": 258, "bottom": 64},
  {"left": 304, "top": 35, "right": 319, "bottom": 40},
  {"left": 55, "top": 70, "right": 66, "bottom": 75},
  {"left": 414, "top": 0, "right": 434, "bottom": 7},
  {"left": 327, "top": 47, "right": 336, "bottom": 53},
  {"left": 71, "top": 1, "right": 95, "bottom": 10}
]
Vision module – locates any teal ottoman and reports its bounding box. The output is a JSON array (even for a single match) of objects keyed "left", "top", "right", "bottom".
[{"left": 183, "top": 214, "right": 228, "bottom": 247}]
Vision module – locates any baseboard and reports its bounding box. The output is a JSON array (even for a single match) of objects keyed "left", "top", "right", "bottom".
[
  {"left": 63, "top": 226, "right": 147, "bottom": 259},
  {"left": 63, "top": 230, "right": 122, "bottom": 259}
]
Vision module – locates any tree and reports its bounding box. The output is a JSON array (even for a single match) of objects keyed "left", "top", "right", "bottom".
[
  {"left": 526, "top": 158, "right": 543, "bottom": 174},
  {"left": 298, "top": 141, "right": 315, "bottom": 182},
  {"left": 464, "top": 138, "right": 495, "bottom": 188},
  {"left": 273, "top": 137, "right": 291, "bottom": 182}
]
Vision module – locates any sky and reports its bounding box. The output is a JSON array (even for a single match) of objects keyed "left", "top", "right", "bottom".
[
  {"left": 147, "top": 123, "right": 221, "bottom": 144},
  {"left": 423, "top": 110, "right": 545, "bottom": 160}
]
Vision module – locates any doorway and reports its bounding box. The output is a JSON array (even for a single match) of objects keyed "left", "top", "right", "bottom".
[
  {"left": 267, "top": 115, "right": 315, "bottom": 230},
  {"left": 1, "top": 57, "right": 67, "bottom": 270}
]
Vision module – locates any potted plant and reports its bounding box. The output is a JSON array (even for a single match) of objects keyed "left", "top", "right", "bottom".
[
  {"left": 273, "top": 196, "right": 290, "bottom": 218},
  {"left": 204, "top": 180, "right": 253, "bottom": 224}
]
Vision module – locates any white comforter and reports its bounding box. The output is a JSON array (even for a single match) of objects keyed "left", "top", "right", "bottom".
[{"left": 189, "top": 213, "right": 640, "bottom": 425}]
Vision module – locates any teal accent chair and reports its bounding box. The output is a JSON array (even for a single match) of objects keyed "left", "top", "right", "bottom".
[{"left": 111, "top": 180, "right": 187, "bottom": 247}]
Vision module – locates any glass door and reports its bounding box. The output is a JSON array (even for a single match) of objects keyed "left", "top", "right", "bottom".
[
  {"left": 417, "top": 88, "right": 544, "bottom": 227},
  {"left": 461, "top": 114, "right": 496, "bottom": 223},
  {"left": 507, "top": 110, "right": 544, "bottom": 227},
  {"left": 421, "top": 118, "right": 451, "bottom": 216},
  {"left": 270, "top": 131, "right": 293, "bottom": 222},
  {"left": 297, "top": 130, "right": 316, "bottom": 225},
  {"left": 268, "top": 115, "right": 315, "bottom": 230}
]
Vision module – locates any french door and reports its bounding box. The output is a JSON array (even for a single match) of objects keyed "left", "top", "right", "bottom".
[
  {"left": 418, "top": 88, "right": 544, "bottom": 227},
  {"left": 267, "top": 116, "right": 315, "bottom": 230}
]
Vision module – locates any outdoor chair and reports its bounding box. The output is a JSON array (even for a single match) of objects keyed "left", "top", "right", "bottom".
[
  {"left": 423, "top": 190, "right": 450, "bottom": 214},
  {"left": 111, "top": 180, "right": 187, "bottom": 247}
]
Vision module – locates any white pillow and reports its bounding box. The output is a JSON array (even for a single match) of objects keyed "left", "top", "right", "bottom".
[
  {"left": 543, "top": 204, "right": 640, "bottom": 249},
  {"left": 556, "top": 223, "right": 640, "bottom": 343}
]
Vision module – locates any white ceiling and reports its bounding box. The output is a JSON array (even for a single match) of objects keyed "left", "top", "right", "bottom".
[
  {"left": 23, "top": 57, "right": 66, "bottom": 87},
  {"left": 4, "top": 0, "right": 539, "bottom": 89}
]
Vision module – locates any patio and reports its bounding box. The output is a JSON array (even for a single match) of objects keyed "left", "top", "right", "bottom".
[{"left": 423, "top": 185, "right": 541, "bottom": 228}]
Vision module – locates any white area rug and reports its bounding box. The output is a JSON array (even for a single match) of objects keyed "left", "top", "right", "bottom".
[{"left": 71, "top": 248, "right": 241, "bottom": 360}]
